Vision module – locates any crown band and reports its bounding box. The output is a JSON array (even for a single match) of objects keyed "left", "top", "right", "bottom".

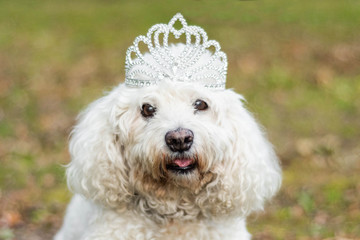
[{"left": 125, "top": 13, "right": 228, "bottom": 90}]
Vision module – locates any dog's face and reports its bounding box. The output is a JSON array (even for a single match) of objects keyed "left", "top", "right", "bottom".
[
  {"left": 120, "top": 83, "right": 231, "bottom": 191},
  {"left": 67, "top": 81, "right": 281, "bottom": 220}
]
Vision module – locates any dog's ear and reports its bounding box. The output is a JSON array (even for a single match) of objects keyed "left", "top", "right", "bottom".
[
  {"left": 219, "top": 90, "right": 282, "bottom": 216},
  {"left": 66, "top": 85, "right": 132, "bottom": 207}
]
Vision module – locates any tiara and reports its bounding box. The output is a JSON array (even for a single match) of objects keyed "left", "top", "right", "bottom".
[{"left": 125, "top": 13, "right": 227, "bottom": 89}]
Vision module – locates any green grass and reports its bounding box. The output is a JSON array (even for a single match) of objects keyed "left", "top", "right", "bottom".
[{"left": 0, "top": 0, "right": 359, "bottom": 239}]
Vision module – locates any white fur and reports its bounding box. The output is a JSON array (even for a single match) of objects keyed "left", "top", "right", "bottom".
[{"left": 55, "top": 57, "right": 281, "bottom": 240}]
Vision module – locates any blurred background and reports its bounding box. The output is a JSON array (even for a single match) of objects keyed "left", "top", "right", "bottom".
[{"left": 0, "top": 0, "right": 359, "bottom": 239}]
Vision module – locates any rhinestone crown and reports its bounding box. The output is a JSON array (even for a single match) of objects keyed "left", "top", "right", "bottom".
[{"left": 125, "top": 13, "right": 227, "bottom": 89}]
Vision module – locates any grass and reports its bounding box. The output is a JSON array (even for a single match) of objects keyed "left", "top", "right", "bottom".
[{"left": 0, "top": 0, "right": 359, "bottom": 239}]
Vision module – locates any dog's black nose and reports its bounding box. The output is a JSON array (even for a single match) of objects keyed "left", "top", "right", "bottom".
[{"left": 165, "top": 128, "right": 194, "bottom": 152}]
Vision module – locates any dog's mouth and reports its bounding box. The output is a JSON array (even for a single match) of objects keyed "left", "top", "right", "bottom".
[{"left": 166, "top": 158, "right": 197, "bottom": 174}]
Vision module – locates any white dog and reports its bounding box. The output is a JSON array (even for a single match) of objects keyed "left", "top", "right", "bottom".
[{"left": 55, "top": 14, "right": 281, "bottom": 240}]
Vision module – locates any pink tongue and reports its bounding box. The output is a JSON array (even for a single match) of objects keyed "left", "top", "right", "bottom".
[{"left": 174, "top": 158, "right": 193, "bottom": 168}]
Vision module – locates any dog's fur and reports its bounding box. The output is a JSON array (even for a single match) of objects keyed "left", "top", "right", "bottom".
[{"left": 55, "top": 48, "right": 281, "bottom": 240}]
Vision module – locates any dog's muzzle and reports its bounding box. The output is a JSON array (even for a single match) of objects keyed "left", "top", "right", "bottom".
[{"left": 165, "top": 128, "right": 196, "bottom": 174}]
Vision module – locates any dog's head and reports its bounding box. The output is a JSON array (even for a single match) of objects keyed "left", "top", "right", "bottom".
[{"left": 67, "top": 81, "right": 281, "bottom": 221}]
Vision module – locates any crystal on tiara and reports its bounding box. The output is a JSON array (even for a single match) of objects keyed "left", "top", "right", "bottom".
[{"left": 125, "top": 13, "right": 228, "bottom": 89}]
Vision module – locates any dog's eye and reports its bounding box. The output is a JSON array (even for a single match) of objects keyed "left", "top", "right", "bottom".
[
  {"left": 141, "top": 103, "right": 156, "bottom": 118},
  {"left": 193, "top": 99, "right": 208, "bottom": 111}
]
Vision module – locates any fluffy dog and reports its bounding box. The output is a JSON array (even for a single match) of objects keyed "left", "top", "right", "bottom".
[{"left": 55, "top": 15, "right": 281, "bottom": 240}]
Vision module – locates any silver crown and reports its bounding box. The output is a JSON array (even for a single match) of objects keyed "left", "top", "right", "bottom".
[{"left": 125, "top": 13, "right": 227, "bottom": 89}]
